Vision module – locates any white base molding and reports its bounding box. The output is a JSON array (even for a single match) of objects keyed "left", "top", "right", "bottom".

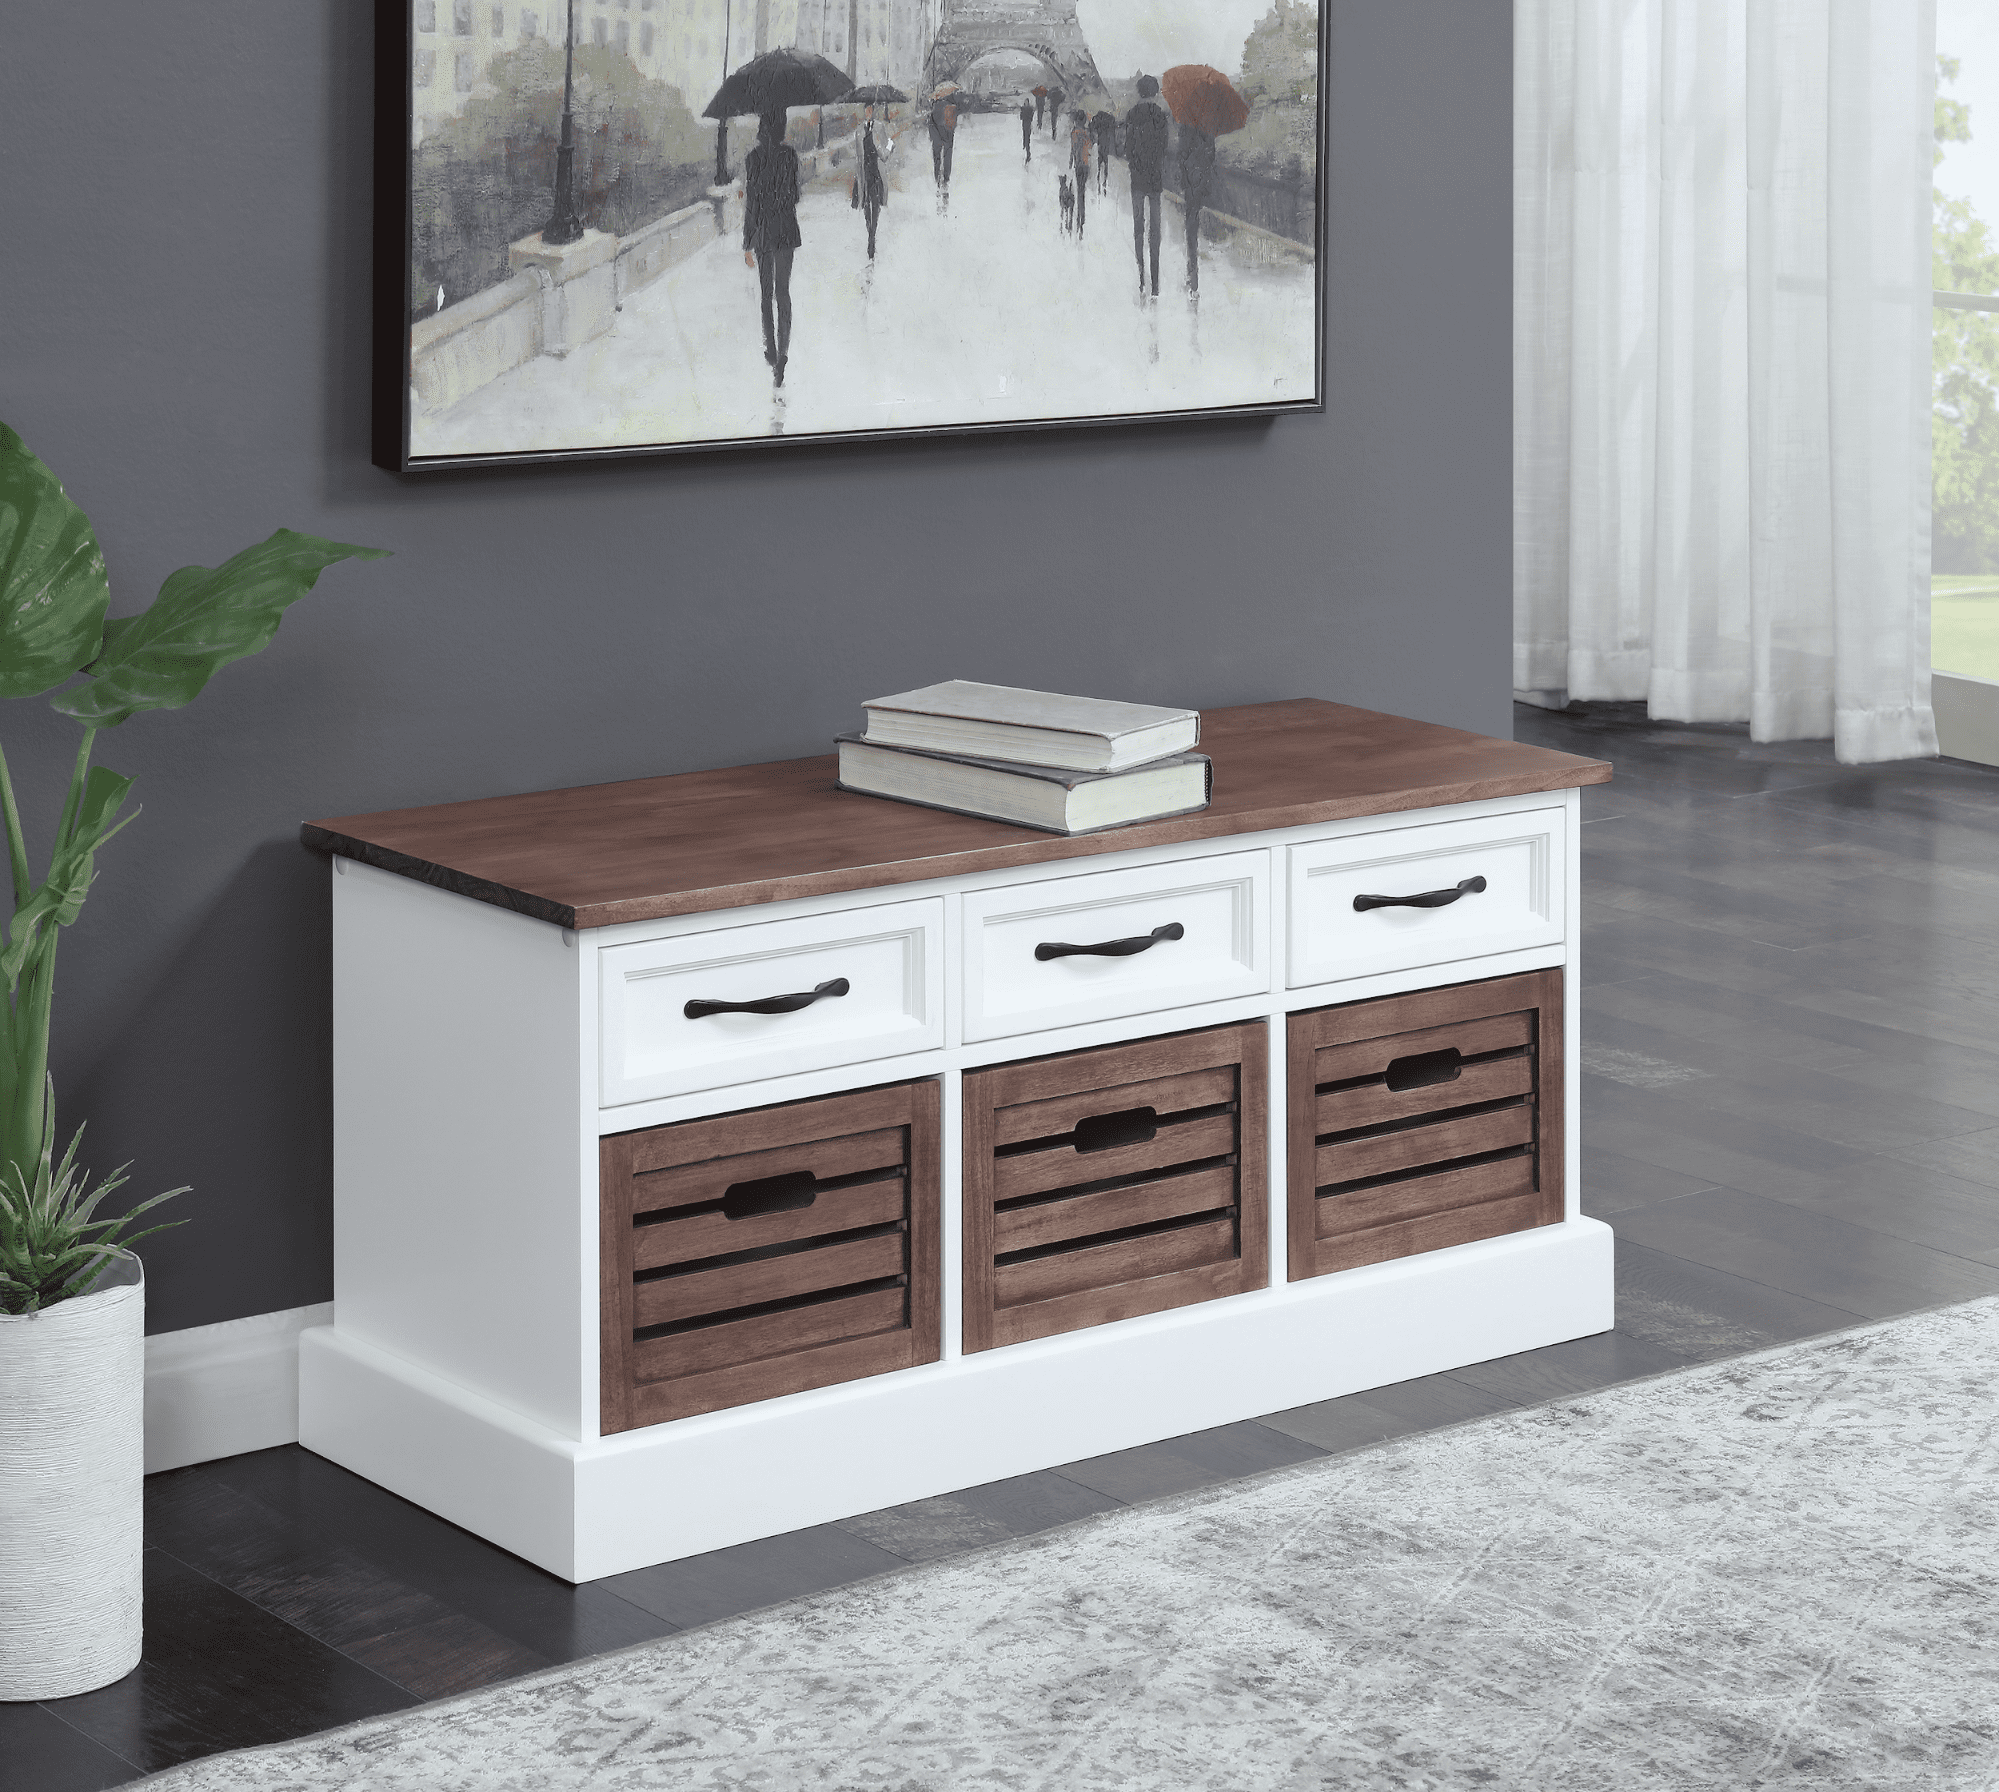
[
  {"left": 1934, "top": 670, "right": 1999, "bottom": 769},
  {"left": 300, "top": 1218, "right": 1615, "bottom": 1583},
  {"left": 144, "top": 1302, "right": 333, "bottom": 1474}
]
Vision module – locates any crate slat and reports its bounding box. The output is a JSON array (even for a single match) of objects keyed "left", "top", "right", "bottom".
[
  {"left": 1312, "top": 1192, "right": 1543, "bottom": 1274},
  {"left": 1315, "top": 1153, "right": 1535, "bottom": 1238},
  {"left": 994, "top": 1216, "right": 1239, "bottom": 1308},
  {"left": 993, "top": 1111, "right": 1240, "bottom": 1202},
  {"left": 1313, "top": 1054, "right": 1533, "bottom": 1135},
  {"left": 632, "top": 1286, "right": 908, "bottom": 1383},
  {"left": 635, "top": 1175, "right": 905, "bottom": 1271},
  {"left": 994, "top": 1164, "right": 1238, "bottom": 1256},
  {"left": 630, "top": 1128, "right": 906, "bottom": 1219},
  {"left": 1314, "top": 1103, "right": 1533, "bottom": 1186},
  {"left": 1311, "top": 1011, "right": 1531, "bottom": 1086},
  {"left": 622, "top": 1084, "right": 920, "bottom": 1175},
  {"left": 632, "top": 1231, "right": 905, "bottom": 1329},
  {"left": 992, "top": 1066, "right": 1238, "bottom": 1149}
]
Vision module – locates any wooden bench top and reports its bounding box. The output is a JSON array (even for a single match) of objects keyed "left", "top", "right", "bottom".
[{"left": 301, "top": 698, "right": 1611, "bottom": 930}]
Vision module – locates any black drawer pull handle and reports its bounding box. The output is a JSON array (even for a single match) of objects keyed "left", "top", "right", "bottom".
[
  {"left": 1035, "top": 922, "right": 1185, "bottom": 963},
  {"left": 685, "top": 977, "right": 850, "bottom": 1020},
  {"left": 1353, "top": 876, "right": 1487, "bottom": 914}
]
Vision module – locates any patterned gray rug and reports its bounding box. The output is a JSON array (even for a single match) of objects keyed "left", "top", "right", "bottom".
[{"left": 141, "top": 1300, "right": 1999, "bottom": 1791}]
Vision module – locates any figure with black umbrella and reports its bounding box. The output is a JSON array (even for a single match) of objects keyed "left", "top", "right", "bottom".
[
  {"left": 1048, "top": 87, "right": 1067, "bottom": 140},
  {"left": 705, "top": 47, "right": 854, "bottom": 388},
  {"left": 1123, "top": 75, "right": 1170, "bottom": 299},
  {"left": 743, "top": 111, "right": 803, "bottom": 385}
]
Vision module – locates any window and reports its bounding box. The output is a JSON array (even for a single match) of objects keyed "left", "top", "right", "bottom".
[
  {"left": 521, "top": 9, "right": 537, "bottom": 36},
  {"left": 415, "top": 47, "right": 436, "bottom": 84},
  {"left": 592, "top": 17, "right": 607, "bottom": 46},
  {"left": 416, "top": 0, "right": 435, "bottom": 30},
  {"left": 453, "top": 0, "right": 472, "bottom": 37},
  {"left": 492, "top": 5, "right": 504, "bottom": 34},
  {"left": 641, "top": 20, "right": 653, "bottom": 55},
  {"left": 616, "top": 18, "right": 630, "bottom": 51},
  {"left": 455, "top": 50, "right": 474, "bottom": 90},
  {"left": 1934, "top": 2, "right": 1999, "bottom": 682}
]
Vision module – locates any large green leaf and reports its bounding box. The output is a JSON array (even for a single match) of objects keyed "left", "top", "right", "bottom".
[
  {"left": 0, "top": 423, "right": 111, "bottom": 700},
  {"left": 51, "top": 529, "right": 389, "bottom": 729}
]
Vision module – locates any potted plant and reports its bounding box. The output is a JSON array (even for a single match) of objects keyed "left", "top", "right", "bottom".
[{"left": 0, "top": 422, "right": 385, "bottom": 1698}]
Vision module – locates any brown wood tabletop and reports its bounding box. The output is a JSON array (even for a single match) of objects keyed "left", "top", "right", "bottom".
[{"left": 300, "top": 698, "right": 1613, "bottom": 930}]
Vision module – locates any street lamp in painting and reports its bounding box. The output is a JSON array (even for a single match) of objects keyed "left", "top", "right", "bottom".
[{"left": 544, "top": 0, "right": 584, "bottom": 243}]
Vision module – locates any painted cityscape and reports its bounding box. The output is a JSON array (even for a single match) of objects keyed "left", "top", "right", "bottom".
[{"left": 393, "top": 0, "right": 1322, "bottom": 463}]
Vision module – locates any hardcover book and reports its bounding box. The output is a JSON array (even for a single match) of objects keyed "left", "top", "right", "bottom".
[
  {"left": 835, "top": 736, "right": 1212, "bottom": 836},
  {"left": 860, "top": 681, "right": 1200, "bottom": 773}
]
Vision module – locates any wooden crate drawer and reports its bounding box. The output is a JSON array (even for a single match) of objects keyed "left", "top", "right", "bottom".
[
  {"left": 1287, "top": 970, "right": 1563, "bottom": 1280},
  {"left": 600, "top": 1081, "right": 940, "bottom": 1432},
  {"left": 962, "top": 852, "right": 1269, "bottom": 1043},
  {"left": 597, "top": 898, "right": 944, "bottom": 1106},
  {"left": 1287, "top": 810, "right": 1565, "bottom": 989},
  {"left": 963, "top": 1021, "right": 1268, "bottom": 1352}
]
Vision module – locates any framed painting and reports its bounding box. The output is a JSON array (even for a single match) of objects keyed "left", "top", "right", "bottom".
[{"left": 372, "top": 0, "right": 1326, "bottom": 469}]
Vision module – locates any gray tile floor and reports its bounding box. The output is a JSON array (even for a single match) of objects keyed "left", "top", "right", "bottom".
[{"left": 598, "top": 701, "right": 1999, "bottom": 1627}]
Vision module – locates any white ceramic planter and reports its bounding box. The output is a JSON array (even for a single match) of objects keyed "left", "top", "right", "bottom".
[{"left": 0, "top": 1253, "right": 144, "bottom": 1698}]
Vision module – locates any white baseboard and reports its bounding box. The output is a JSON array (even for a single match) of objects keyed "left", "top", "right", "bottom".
[
  {"left": 1934, "top": 670, "right": 1999, "bottom": 769},
  {"left": 144, "top": 1303, "right": 332, "bottom": 1474}
]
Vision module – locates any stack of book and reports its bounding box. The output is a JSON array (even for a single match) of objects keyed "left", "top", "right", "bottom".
[{"left": 836, "top": 680, "right": 1210, "bottom": 835}]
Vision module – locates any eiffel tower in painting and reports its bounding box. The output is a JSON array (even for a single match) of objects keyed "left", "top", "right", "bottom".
[{"left": 925, "top": 0, "right": 1108, "bottom": 98}]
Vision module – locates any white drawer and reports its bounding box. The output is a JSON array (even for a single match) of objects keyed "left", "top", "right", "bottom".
[
  {"left": 1287, "top": 809, "right": 1565, "bottom": 988},
  {"left": 598, "top": 898, "right": 944, "bottom": 1104},
  {"left": 962, "top": 851, "right": 1269, "bottom": 1044}
]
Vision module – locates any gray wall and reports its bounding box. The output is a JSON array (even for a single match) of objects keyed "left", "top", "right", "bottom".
[{"left": 0, "top": 3, "right": 1512, "bottom": 1335}]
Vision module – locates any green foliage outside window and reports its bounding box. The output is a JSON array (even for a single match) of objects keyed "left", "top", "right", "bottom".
[{"left": 1935, "top": 56, "right": 1999, "bottom": 578}]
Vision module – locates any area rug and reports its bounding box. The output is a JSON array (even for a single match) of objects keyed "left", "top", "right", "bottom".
[{"left": 140, "top": 1300, "right": 1999, "bottom": 1791}]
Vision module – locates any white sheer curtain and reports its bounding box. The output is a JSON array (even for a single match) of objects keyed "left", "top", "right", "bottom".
[{"left": 1516, "top": 0, "right": 1939, "bottom": 763}]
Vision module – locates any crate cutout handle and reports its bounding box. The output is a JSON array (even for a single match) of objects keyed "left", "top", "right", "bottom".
[
  {"left": 685, "top": 977, "right": 851, "bottom": 1020},
  {"left": 721, "top": 1169, "right": 820, "bottom": 1221},
  {"left": 1071, "top": 1105, "right": 1160, "bottom": 1154},
  {"left": 1383, "top": 1047, "right": 1464, "bottom": 1093},
  {"left": 1353, "top": 876, "right": 1487, "bottom": 914}
]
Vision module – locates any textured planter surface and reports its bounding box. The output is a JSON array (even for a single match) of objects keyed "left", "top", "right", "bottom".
[{"left": 0, "top": 1256, "right": 144, "bottom": 1698}]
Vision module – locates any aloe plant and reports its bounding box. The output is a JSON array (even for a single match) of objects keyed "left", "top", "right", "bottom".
[{"left": 0, "top": 422, "right": 386, "bottom": 1306}]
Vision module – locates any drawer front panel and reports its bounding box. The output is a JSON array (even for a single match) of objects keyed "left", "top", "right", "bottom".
[
  {"left": 1287, "top": 970, "right": 1564, "bottom": 1281},
  {"left": 1287, "top": 811, "right": 1564, "bottom": 989},
  {"left": 963, "top": 852, "right": 1269, "bottom": 1043},
  {"left": 600, "top": 1081, "right": 940, "bottom": 1432},
  {"left": 599, "top": 899, "right": 944, "bottom": 1106},
  {"left": 963, "top": 1022, "right": 1268, "bottom": 1353}
]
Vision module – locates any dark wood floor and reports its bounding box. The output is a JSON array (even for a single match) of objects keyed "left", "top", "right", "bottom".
[{"left": 10, "top": 702, "right": 1999, "bottom": 1788}]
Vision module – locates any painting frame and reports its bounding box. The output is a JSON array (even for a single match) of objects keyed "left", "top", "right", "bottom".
[{"left": 372, "top": 0, "right": 1329, "bottom": 473}]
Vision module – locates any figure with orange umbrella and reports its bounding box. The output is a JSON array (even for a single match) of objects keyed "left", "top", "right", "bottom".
[
  {"left": 1161, "top": 65, "right": 1250, "bottom": 298},
  {"left": 1123, "top": 74, "right": 1171, "bottom": 299}
]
